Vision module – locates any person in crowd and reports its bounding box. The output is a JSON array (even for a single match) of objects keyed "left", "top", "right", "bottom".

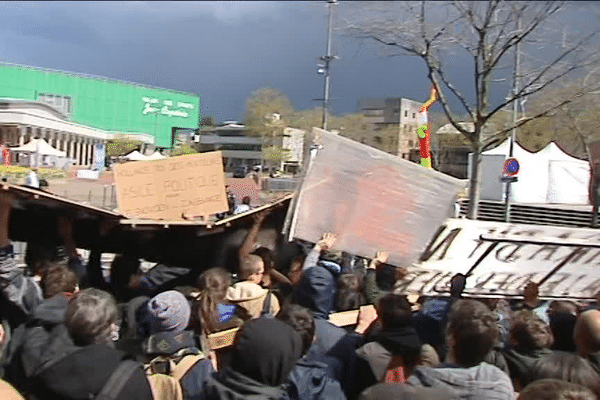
[
  {"left": 358, "top": 384, "right": 450, "bottom": 400},
  {"left": 337, "top": 273, "right": 366, "bottom": 312},
  {"left": 237, "top": 210, "right": 290, "bottom": 290},
  {"left": 574, "top": 309, "right": 600, "bottom": 374},
  {"left": 363, "top": 251, "right": 408, "bottom": 305},
  {"left": 110, "top": 253, "right": 192, "bottom": 304},
  {"left": 355, "top": 293, "right": 439, "bottom": 394},
  {"left": 4, "top": 263, "right": 79, "bottom": 390},
  {"left": 411, "top": 273, "right": 466, "bottom": 360},
  {"left": 192, "top": 267, "right": 244, "bottom": 334},
  {"left": 144, "top": 290, "right": 215, "bottom": 400},
  {"left": 226, "top": 255, "right": 280, "bottom": 319},
  {"left": 407, "top": 299, "right": 514, "bottom": 399},
  {"left": 0, "top": 322, "right": 24, "bottom": 399},
  {"left": 293, "top": 233, "right": 357, "bottom": 392},
  {"left": 0, "top": 193, "right": 85, "bottom": 322},
  {"left": 518, "top": 379, "right": 597, "bottom": 400},
  {"left": 512, "top": 281, "right": 549, "bottom": 323},
  {"left": 233, "top": 196, "right": 252, "bottom": 214},
  {"left": 204, "top": 317, "right": 304, "bottom": 400},
  {"left": 529, "top": 352, "right": 600, "bottom": 397},
  {"left": 502, "top": 310, "right": 554, "bottom": 390},
  {"left": 21, "top": 288, "right": 152, "bottom": 400},
  {"left": 279, "top": 304, "right": 346, "bottom": 400},
  {"left": 548, "top": 300, "right": 578, "bottom": 352},
  {"left": 24, "top": 168, "right": 39, "bottom": 189}
]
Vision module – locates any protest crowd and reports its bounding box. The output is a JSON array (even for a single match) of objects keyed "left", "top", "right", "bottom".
[{"left": 0, "top": 190, "right": 600, "bottom": 400}]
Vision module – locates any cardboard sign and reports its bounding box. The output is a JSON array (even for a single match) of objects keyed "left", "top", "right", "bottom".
[
  {"left": 404, "top": 218, "right": 600, "bottom": 299},
  {"left": 289, "top": 129, "right": 465, "bottom": 267},
  {"left": 114, "top": 151, "right": 228, "bottom": 219}
]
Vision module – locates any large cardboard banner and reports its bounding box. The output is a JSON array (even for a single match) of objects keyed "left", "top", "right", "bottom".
[
  {"left": 114, "top": 151, "right": 228, "bottom": 219},
  {"left": 289, "top": 129, "right": 465, "bottom": 267},
  {"left": 404, "top": 218, "right": 600, "bottom": 299}
]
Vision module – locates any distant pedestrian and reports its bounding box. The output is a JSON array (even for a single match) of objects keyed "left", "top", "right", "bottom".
[
  {"left": 25, "top": 168, "right": 39, "bottom": 189},
  {"left": 234, "top": 196, "right": 251, "bottom": 214}
]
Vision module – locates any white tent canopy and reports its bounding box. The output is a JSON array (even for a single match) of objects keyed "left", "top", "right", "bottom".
[
  {"left": 146, "top": 151, "right": 166, "bottom": 160},
  {"left": 12, "top": 138, "right": 66, "bottom": 157},
  {"left": 123, "top": 150, "right": 148, "bottom": 161},
  {"left": 478, "top": 139, "right": 590, "bottom": 204}
]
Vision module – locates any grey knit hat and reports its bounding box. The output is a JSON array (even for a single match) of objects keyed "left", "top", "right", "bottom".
[{"left": 147, "top": 290, "right": 191, "bottom": 335}]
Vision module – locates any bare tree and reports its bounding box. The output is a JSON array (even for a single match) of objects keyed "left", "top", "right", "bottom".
[{"left": 345, "top": 1, "right": 600, "bottom": 218}]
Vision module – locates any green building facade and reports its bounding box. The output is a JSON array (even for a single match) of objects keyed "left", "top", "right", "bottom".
[{"left": 0, "top": 63, "right": 201, "bottom": 148}]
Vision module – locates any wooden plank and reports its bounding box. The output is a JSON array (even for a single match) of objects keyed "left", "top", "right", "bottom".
[
  {"left": 1, "top": 182, "right": 121, "bottom": 218},
  {"left": 118, "top": 194, "right": 293, "bottom": 228}
]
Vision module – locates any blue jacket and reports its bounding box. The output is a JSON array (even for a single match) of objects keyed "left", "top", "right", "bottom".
[
  {"left": 286, "top": 357, "right": 345, "bottom": 400},
  {"left": 294, "top": 247, "right": 341, "bottom": 320}
]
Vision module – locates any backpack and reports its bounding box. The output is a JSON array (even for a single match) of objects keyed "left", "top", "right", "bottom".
[
  {"left": 144, "top": 348, "right": 205, "bottom": 400},
  {"left": 95, "top": 360, "right": 140, "bottom": 400}
]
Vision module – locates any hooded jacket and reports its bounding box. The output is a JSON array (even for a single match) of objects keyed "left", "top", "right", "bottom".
[
  {"left": 501, "top": 347, "right": 553, "bottom": 388},
  {"left": 355, "top": 326, "right": 432, "bottom": 394},
  {"left": 286, "top": 357, "right": 346, "bottom": 400},
  {"left": 407, "top": 362, "right": 514, "bottom": 400},
  {"left": 205, "top": 318, "right": 303, "bottom": 400},
  {"left": 226, "top": 281, "right": 279, "bottom": 319},
  {"left": 5, "top": 294, "right": 70, "bottom": 389},
  {"left": 21, "top": 322, "right": 152, "bottom": 400}
]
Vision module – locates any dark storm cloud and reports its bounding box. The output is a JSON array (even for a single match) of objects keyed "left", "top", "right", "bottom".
[{"left": 0, "top": 1, "right": 595, "bottom": 122}]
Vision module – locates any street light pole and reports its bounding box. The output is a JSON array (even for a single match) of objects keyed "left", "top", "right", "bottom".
[
  {"left": 319, "top": 0, "right": 337, "bottom": 130},
  {"left": 505, "top": 16, "right": 521, "bottom": 223}
]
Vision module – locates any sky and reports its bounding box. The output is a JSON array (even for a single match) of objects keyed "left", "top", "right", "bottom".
[{"left": 0, "top": 1, "right": 596, "bottom": 123}]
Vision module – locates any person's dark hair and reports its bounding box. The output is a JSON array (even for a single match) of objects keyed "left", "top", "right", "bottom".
[
  {"left": 25, "top": 242, "right": 63, "bottom": 276},
  {"left": 377, "top": 293, "right": 413, "bottom": 329},
  {"left": 109, "top": 253, "right": 140, "bottom": 295},
  {"left": 337, "top": 273, "right": 366, "bottom": 311},
  {"left": 519, "top": 379, "right": 597, "bottom": 400},
  {"left": 192, "top": 267, "right": 232, "bottom": 334},
  {"left": 239, "top": 255, "right": 263, "bottom": 280},
  {"left": 278, "top": 304, "right": 315, "bottom": 355},
  {"left": 40, "top": 262, "right": 78, "bottom": 298},
  {"left": 65, "top": 288, "right": 118, "bottom": 346},
  {"left": 242, "top": 196, "right": 251, "bottom": 205},
  {"left": 510, "top": 310, "right": 554, "bottom": 351},
  {"left": 531, "top": 352, "right": 600, "bottom": 397},
  {"left": 251, "top": 246, "right": 275, "bottom": 272},
  {"left": 446, "top": 299, "right": 498, "bottom": 367}
]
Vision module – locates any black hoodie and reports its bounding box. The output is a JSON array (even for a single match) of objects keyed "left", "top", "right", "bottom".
[{"left": 14, "top": 295, "right": 152, "bottom": 400}]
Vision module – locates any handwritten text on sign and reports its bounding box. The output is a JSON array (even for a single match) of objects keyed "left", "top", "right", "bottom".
[
  {"left": 114, "top": 151, "right": 228, "bottom": 219},
  {"left": 402, "top": 218, "right": 600, "bottom": 299}
]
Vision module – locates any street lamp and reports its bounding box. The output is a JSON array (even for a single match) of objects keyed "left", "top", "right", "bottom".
[{"left": 318, "top": 0, "right": 337, "bottom": 131}]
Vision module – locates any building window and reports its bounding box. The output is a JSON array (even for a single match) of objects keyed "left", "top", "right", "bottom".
[
  {"left": 412, "top": 113, "right": 416, "bottom": 119},
  {"left": 38, "top": 93, "right": 72, "bottom": 118},
  {"left": 404, "top": 110, "right": 408, "bottom": 117}
]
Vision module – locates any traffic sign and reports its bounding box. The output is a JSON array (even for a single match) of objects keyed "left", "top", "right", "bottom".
[{"left": 503, "top": 158, "right": 520, "bottom": 177}]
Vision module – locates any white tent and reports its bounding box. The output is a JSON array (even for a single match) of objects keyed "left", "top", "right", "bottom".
[
  {"left": 13, "top": 138, "right": 66, "bottom": 157},
  {"left": 123, "top": 150, "right": 148, "bottom": 161},
  {"left": 479, "top": 139, "right": 590, "bottom": 204},
  {"left": 146, "top": 151, "right": 166, "bottom": 160}
]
